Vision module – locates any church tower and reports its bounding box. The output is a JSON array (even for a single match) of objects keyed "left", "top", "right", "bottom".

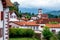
[
  {"left": 38, "top": 9, "right": 42, "bottom": 15},
  {"left": 38, "top": 9, "right": 42, "bottom": 18}
]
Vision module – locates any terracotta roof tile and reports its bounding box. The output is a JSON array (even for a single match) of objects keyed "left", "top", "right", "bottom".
[
  {"left": 10, "top": 21, "right": 39, "bottom": 26},
  {"left": 37, "top": 18, "right": 60, "bottom": 24},
  {"left": 2, "top": 0, "right": 13, "bottom": 7},
  {"left": 5, "top": 0, "right": 13, "bottom": 6},
  {"left": 45, "top": 24, "right": 60, "bottom": 28}
]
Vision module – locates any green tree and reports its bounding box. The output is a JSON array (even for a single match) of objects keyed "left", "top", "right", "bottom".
[
  {"left": 49, "top": 21, "right": 59, "bottom": 24},
  {"left": 14, "top": 2, "right": 19, "bottom": 12},
  {"left": 58, "top": 15, "right": 60, "bottom": 18},
  {"left": 25, "top": 15, "right": 31, "bottom": 20},
  {"left": 42, "top": 26, "right": 53, "bottom": 40},
  {"left": 57, "top": 31, "right": 60, "bottom": 40}
]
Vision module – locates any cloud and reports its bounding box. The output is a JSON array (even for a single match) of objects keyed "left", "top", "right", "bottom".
[{"left": 11, "top": 0, "right": 60, "bottom": 10}]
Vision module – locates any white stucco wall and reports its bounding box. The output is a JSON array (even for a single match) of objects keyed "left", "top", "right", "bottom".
[
  {"left": 39, "top": 24, "right": 60, "bottom": 33},
  {"left": 9, "top": 22, "right": 41, "bottom": 33},
  {"left": 0, "top": 0, "right": 3, "bottom": 11},
  {"left": 10, "top": 23, "right": 60, "bottom": 34},
  {"left": 31, "top": 17, "right": 37, "bottom": 20},
  {"left": 50, "top": 28, "right": 60, "bottom": 33},
  {"left": 0, "top": 0, "right": 3, "bottom": 40},
  {"left": 0, "top": 21, "right": 3, "bottom": 28}
]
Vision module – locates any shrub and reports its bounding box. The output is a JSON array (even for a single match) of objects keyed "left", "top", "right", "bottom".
[
  {"left": 50, "top": 34, "right": 58, "bottom": 40},
  {"left": 57, "top": 31, "right": 60, "bottom": 40},
  {"left": 9, "top": 28, "right": 17, "bottom": 38},
  {"left": 42, "top": 26, "right": 53, "bottom": 40},
  {"left": 25, "top": 29, "right": 35, "bottom": 37},
  {"left": 9, "top": 28, "right": 35, "bottom": 38}
]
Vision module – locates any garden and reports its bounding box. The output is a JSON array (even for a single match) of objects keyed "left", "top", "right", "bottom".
[
  {"left": 9, "top": 28, "right": 40, "bottom": 40},
  {"left": 9, "top": 27, "right": 60, "bottom": 40}
]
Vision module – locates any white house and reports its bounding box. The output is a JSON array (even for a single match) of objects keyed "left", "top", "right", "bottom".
[
  {"left": 9, "top": 11, "right": 19, "bottom": 21},
  {"left": 45, "top": 24, "right": 60, "bottom": 33},
  {"left": 0, "top": 0, "right": 13, "bottom": 40},
  {"left": 9, "top": 21, "right": 42, "bottom": 33}
]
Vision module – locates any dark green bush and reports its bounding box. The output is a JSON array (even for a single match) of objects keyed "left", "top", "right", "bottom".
[
  {"left": 9, "top": 28, "right": 35, "bottom": 38},
  {"left": 57, "top": 31, "right": 60, "bottom": 40},
  {"left": 25, "top": 29, "right": 35, "bottom": 37}
]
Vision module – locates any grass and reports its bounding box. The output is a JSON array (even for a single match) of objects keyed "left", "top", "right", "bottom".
[{"left": 9, "top": 38, "right": 38, "bottom": 40}]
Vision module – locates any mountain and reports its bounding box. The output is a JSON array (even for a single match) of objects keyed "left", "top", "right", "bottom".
[
  {"left": 19, "top": 8, "right": 51, "bottom": 14},
  {"left": 46, "top": 10, "right": 60, "bottom": 16},
  {"left": 19, "top": 7, "right": 60, "bottom": 16}
]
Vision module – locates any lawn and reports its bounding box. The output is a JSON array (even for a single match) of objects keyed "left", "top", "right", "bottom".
[{"left": 9, "top": 38, "right": 38, "bottom": 40}]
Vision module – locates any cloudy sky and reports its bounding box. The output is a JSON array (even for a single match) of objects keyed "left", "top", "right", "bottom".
[{"left": 11, "top": 0, "right": 60, "bottom": 13}]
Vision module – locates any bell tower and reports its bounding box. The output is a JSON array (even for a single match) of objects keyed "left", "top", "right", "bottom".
[
  {"left": 38, "top": 9, "right": 42, "bottom": 18},
  {"left": 38, "top": 9, "right": 42, "bottom": 15}
]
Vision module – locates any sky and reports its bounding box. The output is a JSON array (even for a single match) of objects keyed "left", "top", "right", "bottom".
[{"left": 11, "top": 0, "right": 60, "bottom": 13}]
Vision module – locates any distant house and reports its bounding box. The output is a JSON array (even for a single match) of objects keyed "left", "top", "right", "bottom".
[
  {"left": 31, "top": 9, "right": 48, "bottom": 20},
  {"left": 31, "top": 15, "right": 37, "bottom": 20},
  {"left": 37, "top": 9, "right": 48, "bottom": 19},
  {"left": 21, "top": 13, "right": 27, "bottom": 20},
  {"left": 37, "top": 18, "right": 60, "bottom": 24},
  {"left": 45, "top": 24, "right": 60, "bottom": 33},
  {"left": 9, "top": 8, "right": 60, "bottom": 34},
  {"left": 9, "top": 11, "right": 19, "bottom": 21},
  {"left": 9, "top": 21, "right": 42, "bottom": 33}
]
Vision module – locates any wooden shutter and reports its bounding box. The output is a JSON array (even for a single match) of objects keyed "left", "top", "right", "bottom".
[
  {"left": 0, "top": 28, "right": 3, "bottom": 37},
  {"left": 1, "top": 11, "right": 3, "bottom": 20}
]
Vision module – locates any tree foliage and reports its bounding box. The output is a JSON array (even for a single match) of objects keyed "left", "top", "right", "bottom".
[
  {"left": 57, "top": 31, "right": 60, "bottom": 40},
  {"left": 9, "top": 28, "right": 35, "bottom": 38},
  {"left": 42, "top": 26, "right": 53, "bottom": 40},
  {"left": 49, "top": 21, "right": 59, "bottom": 24}
]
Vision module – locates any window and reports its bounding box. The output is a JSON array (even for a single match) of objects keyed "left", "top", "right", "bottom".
[
  {"left": 41, "top": 26, "right": 44, "bottom": 28},
  {"left": 36, "top": 27, "right": 38, "bottom": 30},
  {"left": 9, "top": 25, "right": 11, "bottom": 28},
  {"left": 33, "top": 27, "right": 35, "bottom": 30},
  {"left": 0, "top": 28, "right": 2, "bottom": 37},
  {"left": 17, "top": 27, "right": 19, "bottom": 28},
  {"left": 13, "top": 27, "right": 15, "bottom": 28},
  {"left": 14, "top": 16, "right": 16, "bottom": 18},
  {"left": 52, "top": 30, "right": 56, "bottom": 33},
  {"left": 10, "top": 16, "right": 13, "bottom": 18}
]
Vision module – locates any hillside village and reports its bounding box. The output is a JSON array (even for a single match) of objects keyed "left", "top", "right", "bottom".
[
  {"left": 0, "top": 0, "right": 60, "bottom": 40},
  {"left": 9, "top": 8, "right": 60, "bottom": 33}
]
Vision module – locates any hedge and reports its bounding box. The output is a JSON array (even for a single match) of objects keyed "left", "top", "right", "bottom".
[{"left": 9, "top": 28, "right": 35, "bottom": 38}]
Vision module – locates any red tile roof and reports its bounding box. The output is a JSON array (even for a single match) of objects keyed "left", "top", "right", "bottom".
[
  {"left": 6, "top": 0, "right": 13, "bottom": 6},
  {"left": 46, "top": 24, "right": 60, "bottom": 28},
  {"left": 37, "top": 18, "right": 60, "bottom": 24},
  {"left": 2, "top": 0, "right": 13, "bottom": 7},
  {"left": 38, "top": 14, "right": 48, "bottom": 18},
  {"left": 10, "top": 21, "right": 39, "bottom": 26},
  {"left": 9, "top": 10, "right": 15, "bottom": 15}
]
